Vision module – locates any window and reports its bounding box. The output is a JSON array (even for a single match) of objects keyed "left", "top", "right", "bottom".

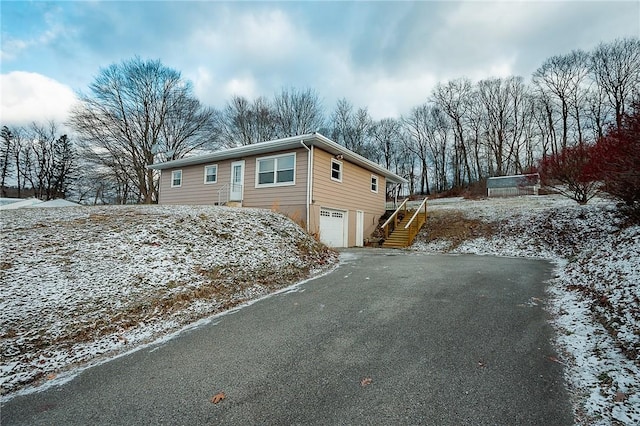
[
  {"left": 371, "top": 175, "right": 379, "bottom": 193},
  {"left": 171, "top": 170, "right": 182, "bottom": 187},
  {"left": 204, "top": 165, "right": 218, "bottom": 184},
  {"left": 331, "top": 159, "right": 342, "bottom": 182},
  {"left": 256, "top": 153, "right": 296, "bottom": 187}
]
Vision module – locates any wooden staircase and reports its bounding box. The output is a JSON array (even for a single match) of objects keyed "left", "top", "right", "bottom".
[{"left": 381, "top": 198, "right": 428, "bottom": 249}]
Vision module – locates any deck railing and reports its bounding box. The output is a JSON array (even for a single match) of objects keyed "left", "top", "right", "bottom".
[
  {"left": 404, "top": 197, "right": 428, "bottom": 245},
  {"left": 381, "top": 198, "right": 408, "bottom": 239}
]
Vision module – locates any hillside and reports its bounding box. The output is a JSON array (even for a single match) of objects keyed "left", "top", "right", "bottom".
[
  {"left": 0, "top": 205, "right": 338, "bottom": 397},
  {"left": 413, "top": 195, "right": 640, "bottom": 425}
]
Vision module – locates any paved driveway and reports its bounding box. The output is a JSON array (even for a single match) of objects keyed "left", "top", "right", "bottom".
[{"left": 2, "top": 250, "right": 572, "bottom": 425}]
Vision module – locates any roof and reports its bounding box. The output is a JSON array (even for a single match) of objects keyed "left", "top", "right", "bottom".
[
  {"left": 0, "top": 198, "right": 82, "bottom": 210},
  {"left": 27, "top": 199, "right": 82, "bottom": 208},
  {"left": 148, "top": 133, "right": 408, "bottom": 184},
  {"left": 486, "top": 173, "right": 540, "bottom": 189},
  {"left": 0, "top": 198, "right": 43, "bottom": 210}
]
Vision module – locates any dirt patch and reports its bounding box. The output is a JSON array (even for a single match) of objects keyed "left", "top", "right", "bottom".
[{"left": 420, "top": 210, "right": 497, "bottom": 250}]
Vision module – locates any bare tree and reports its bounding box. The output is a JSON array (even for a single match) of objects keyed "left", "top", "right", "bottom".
[
  {"left": 329, "top": 98, "right": 372, "bottom": 156},
  {"left": 476, "top": 77, "right": 535, "bottom": 176},
  {"left": 2, "top": 122, "right": 78, "bottom": 200},
  {"left": 69, "top": 57, "right": 219, "bottom": 204},
  {"left": 370, "top": 118, "right": 402, "bottom": 171},
  {"left": 591, "top": 37, "right": 640, "bottom": 128},
  {"left": 10, "top": 128, "right": 25, "bottom": 198},
  {"left": 218, "top": 95, "right": 275, "bottom": 147},
  {"left": 431, "top": 79, "right": 474, "bottom": 187},
  {"left": 403, "top": 104, "right": 434, "bottom": 194},
  {"left": 25, "top": 122, "right": 57, "bottom": 200},
  {"left": 272, "top": 87, "right": 324, "bottom": 138},
  {"left": 533, "top": 50, "right": 590, "bottom": 150},
  {"left": 1, "top": 126, "right": 15, "bottom": 197}
]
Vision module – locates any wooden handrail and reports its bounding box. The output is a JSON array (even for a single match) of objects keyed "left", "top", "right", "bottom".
[
  {"left": 404, "top": 197, "right": 428, "bottom": 230},
  {"left": 381, "top": 198, "right": 408, "bottom": 239},
  {"left": 404, "top": 198, "right": 428, "bottom": 247},
  {"left": 381, "top": 198, "right": 407, "bottom": 229}
]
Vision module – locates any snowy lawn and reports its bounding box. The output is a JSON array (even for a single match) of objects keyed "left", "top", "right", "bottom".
[
  {"left": 413, "top": 195, "right": 639, "bottom": 425},
  {"left": 0, "top": 205, "right": 338, "bottom": 399}
]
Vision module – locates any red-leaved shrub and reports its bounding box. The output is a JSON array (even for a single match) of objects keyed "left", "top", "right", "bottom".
[
  {"left": 587, "top": 103, "right": 640, "bottom": 221},
  {"left": 537, "top": 144, "right": 599, "bottom": 204}
]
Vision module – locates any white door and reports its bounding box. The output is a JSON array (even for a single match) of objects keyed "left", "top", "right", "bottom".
[
  {"left": 355, "top": 210, "right": 364, "bottom": 247},
  {"left": 230, "top": 161, "right": 244, "bottom": 201},
  {"left": 319, "top": 208, "right": 347, "bottom": 247}
]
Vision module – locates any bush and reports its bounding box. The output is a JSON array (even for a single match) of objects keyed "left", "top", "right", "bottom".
[
  {"left": 588, "top": 103, "right": 640, "bottom": 222},
  {"left": 537, "top": 144, "right": 599, "bottom": 204}
]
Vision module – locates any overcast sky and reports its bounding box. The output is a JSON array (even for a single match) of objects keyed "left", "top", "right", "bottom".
[{"left": 1, "top": 1, "right": 639, "bottom": 128}]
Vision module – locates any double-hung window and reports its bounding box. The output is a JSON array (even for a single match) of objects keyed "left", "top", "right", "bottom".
[
  {"left": 171, "top": 170, "right": 182, "bottom": 187},
  {"left": 371, "top": 175, "right": 379, "bottom": 193},
  {"left": 256, "top": 153, "right": 296, "bottom": 187},
  {"left": 204, "top": 165, "right": 218, "bottom": 184},
  {"left": 331, "top": 159, "right": 342, "bottom": 182}
]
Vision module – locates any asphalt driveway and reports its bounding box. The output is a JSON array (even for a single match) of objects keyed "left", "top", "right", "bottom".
[{"left": 1, "top": 250, "right": 572, "bottom": 425}]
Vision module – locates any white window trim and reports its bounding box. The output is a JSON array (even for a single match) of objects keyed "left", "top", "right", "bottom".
[
  {"left": 255, "top": 152, "right": 296, "bottom": 188},
  {"left": 203, "top": 164, "right": 218, "bottom": 184},
  {"left": 171, "top": 170, "right": 182, "bottom": 188},
  {"left": 331, "top": 159, "right": 343, "bottom": 183},
  {"left": 371, "top": 174, "right": 379, "bottom": 193}
]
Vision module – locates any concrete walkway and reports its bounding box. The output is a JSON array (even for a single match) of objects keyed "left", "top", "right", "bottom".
[{"left": 1, "top": 250, "right": 572, "bottom": 425}]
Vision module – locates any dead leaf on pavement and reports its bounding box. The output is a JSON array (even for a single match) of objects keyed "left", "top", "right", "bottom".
[
  {"left": 614, "top": 391, "right": 627, "bottom": 402},
  {"left": 360, "top": 377, "right": 372, "bottom": 387},
  {"left": 546, "top": 356, "right": 564, "bottom": 365},
  {"left": 210, "top": 392, "right": 226, "bottom": 404}
]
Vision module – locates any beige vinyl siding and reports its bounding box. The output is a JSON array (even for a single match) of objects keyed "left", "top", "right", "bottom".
[
  {"left": 158, "top": 160, "right": 233, "bottom": 205},
  {"left": 242, "top": 149, "right": 306, "bottom": 206},
  {"left": 242, "top": 148, "right": 308, "bottom": 225},
  {"left": 310, "top": 148, "right": 386, "bottom": 246},
  {"left": 157, "top": 148, "right": 308, "bottom": 225}
]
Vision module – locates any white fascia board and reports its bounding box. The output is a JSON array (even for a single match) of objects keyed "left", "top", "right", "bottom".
[
  {"left": 147, "top": 134, "right": 314, "bottom": 170},
  {"left": 148, "top": 132, "right": 407, "bottom": 184}
]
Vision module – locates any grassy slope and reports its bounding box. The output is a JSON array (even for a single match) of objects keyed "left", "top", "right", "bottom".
[{"left": 1, "top": 205, "right": 338, "bottom": 396}]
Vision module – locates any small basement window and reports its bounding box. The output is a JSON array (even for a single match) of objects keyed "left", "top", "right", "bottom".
[
  {"left": 204, "top": 165, "right": 218, "bottom": 184},
  {"left": 371, "top": 175, "right": 379, "bottom": 193},
  {"left": 171, "top": 170, "right": 182, "bottom": 187},
  {"left": 331, "top": 159, "right": 342, "bottom": 182}
]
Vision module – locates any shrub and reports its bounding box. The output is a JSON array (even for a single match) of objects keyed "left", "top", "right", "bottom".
[
  {"left": 537, "top": 144, "right": 599, "bottom": 204},
  {"left": 587, "top": 103, "right": 640, "bottom": 222}
]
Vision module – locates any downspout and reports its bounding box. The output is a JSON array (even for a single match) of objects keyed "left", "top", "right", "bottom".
[{"left": 300, "top": 140, "right": 313, "bottom": 233}]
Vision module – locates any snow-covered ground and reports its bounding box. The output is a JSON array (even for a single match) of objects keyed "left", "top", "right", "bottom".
[
  {"left": 0, "top": 205, "right": 338, "bottom": 399},
  {"left": 1, "top": 197, "right": 638, "bottom": 424},
  {"left": 413, "top": 195, "right": 640, "bottom": 425}
]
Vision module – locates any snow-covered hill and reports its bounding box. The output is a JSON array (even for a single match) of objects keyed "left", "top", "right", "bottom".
[
  {"left": 413, "top": 195, "right": 640, "bottom": 425},
  {"left": 0, "top": 205, "right": 338, "bottom": 398}
]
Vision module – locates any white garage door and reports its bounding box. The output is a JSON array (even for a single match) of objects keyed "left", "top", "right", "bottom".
[{"left": 319, "top": 208, "right": 347, "bottom": 247}]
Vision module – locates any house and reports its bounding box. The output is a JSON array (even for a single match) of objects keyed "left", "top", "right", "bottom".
[
  {"left": 148, "top": 133, "right": 407, "bottom": 248},
  {"left": 486, "top": 173, "right": 540, "bottom": 197}
]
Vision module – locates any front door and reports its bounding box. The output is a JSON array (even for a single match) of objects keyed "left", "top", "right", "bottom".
[{"left": 230, "top": 161, "right": 244, "bottom": 201}]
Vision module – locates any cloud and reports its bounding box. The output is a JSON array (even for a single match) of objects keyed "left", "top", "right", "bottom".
[
  {"left": 0, "top": 71, "right": 77, "bottom": 127},
  {"left": 2, "top": 0, "right": 638, "bottom": 126},
  {"left": 0, "top": 4, "right": 67, "bottom": 62}
]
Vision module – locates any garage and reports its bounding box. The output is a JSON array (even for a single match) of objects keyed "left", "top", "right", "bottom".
[{"left": 319, "top": 208, "right": 347, "bottom": 247}]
